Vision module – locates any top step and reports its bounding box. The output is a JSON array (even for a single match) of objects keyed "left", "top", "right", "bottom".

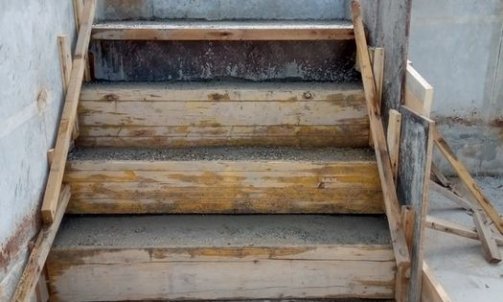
[
  {"left": 96, "top": 0, "right": 350, "bottom": 22},
  {"left": 92, "top": 20, "right": 354, "bottom": 41}
]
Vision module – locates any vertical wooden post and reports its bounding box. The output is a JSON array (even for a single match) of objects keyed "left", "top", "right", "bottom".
[
  {"left": 368, "top": 47, "right": 385, "bottom": 147},
  {"left": 387, "top": 109, "right": 402, "bottom": 181}
]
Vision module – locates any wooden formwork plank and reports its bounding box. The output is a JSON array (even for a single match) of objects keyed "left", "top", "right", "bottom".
[
  {"left": 41, "top": 0, "right": 96, "bottom": 224},
  {"left": 11, "top": 186, "right": 71, "bottom": 302},
  {"left": 387, "top": 109, "right": 402, "bottom": 181},
  {"left": 351, "top": 3, "right": 411, "bottom": 300},
  {"left": 65, "top": 160, "right": 383, "bottom": 214},
  {"left": 422, "top": 263, "right": 451, "bottom": 302},
  {"left": 47, "top": 245, "right": 395, "bottom": 301},
  {"left": 397, "top": 106, "right": 434, "bottom": 302},
  {"left": 406, "top": 63, "right": 434, "bottom": 117},
  {"left": 91, "top": 21, "right": 355, "bottom": 41}
]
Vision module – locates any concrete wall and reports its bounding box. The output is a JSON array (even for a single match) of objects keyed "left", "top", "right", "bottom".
[
  {"left": 0, "top": 0, "right": 76, "bottom": 299},
  {"left": 408, "top": 0, "right": 503, "bottom": 175}
]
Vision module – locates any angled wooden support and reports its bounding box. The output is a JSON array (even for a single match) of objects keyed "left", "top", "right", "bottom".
[
  {"left": 433, "top": 128, "right": 503, "bottom": 234},
  {"left": 41, "top": 0, "right": 96, "bottom": 224},
  {"left": 472, "top": 210, "right": 502, "bottom": 263},
  {"left": 73, "top": 0, "right": 91, "bottom": 82},
  {"left": 11, "top": 186, "right": 71, "bottom": 302},
  {"left": 426, "top": 215, "right": 503, "bottom": 246},
  {"left": 351, "top": 2, "right": 411, "bottom": 301},
  {"left": 429, "top": 181, "right": 474, "bottom": 211}
]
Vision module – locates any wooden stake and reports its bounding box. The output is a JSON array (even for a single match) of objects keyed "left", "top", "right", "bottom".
[
  {"left": 472, "top": 210, "right": 502, "bottom": 263},
  {"left": 387, "top": 109, "right": 402, "bottom": 181},
  {"left": 433, "top": 127, "right": 503, "bottom": 233},
  {"left": 351, "top": 2, "right": 411, "bottom": 300},
  {"left": 368, "top": 47, "right": 385, "bottom": 147},
  {"left": 57, "top": 36, "right": 72, "bottom": 94},
  {"left": 11, "top": 186, "right": 71, "bottom": 301},
  {"left": 41, "top": 0, "right": 96, "bottom": 224}
]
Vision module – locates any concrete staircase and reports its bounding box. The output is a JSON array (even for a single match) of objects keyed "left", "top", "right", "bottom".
[{"left": 46, "top": 1, "right": 395, "bottom": 300}]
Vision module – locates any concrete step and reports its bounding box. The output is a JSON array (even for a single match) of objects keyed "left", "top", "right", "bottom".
[
  {"left": 77, "top": 82, "right": 368, "bottom": 148},
  {"left": 95, "top": 0, "right": 350, "bottom": 22},
  {"left": 92, "top": 20, "right": 354, "bottom": 41},
  {"left": 47, "top": 214, "right": 395, "bottom": 301},
  {"left": 64, "top": 147, "right": 383, "bottom": 214}
]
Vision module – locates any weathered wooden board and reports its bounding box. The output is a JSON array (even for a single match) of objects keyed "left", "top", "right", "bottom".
[
  {"left": 78, "top": 83, "right": 369, "bottom": 147},
  {"left": 64, "top": 160, "right": 383, "bottom": 214},
  {"left": 396, "top": 106, "right": 434, "bottom": 302},
  {"left": 47, "top": 245, "right": 395, "bottom": 301},
  {"left": 361, "top": 0, "right": 412, "bottom": 120},
  {"left": 92, "top": 20, "right": 355, "bottom": 40}
]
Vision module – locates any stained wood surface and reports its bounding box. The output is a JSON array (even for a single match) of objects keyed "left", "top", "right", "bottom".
[
  {"left": 11, "top": 186, "right": 70, "bottom": 302},
  {"left": 40, "top": 0, "right": 96, "bottom": 224},
  {"left": 47, "top": 244, "right": 394, "bottom": 301},
  {"left": 351, "top": 3, "right": 411, "bottom": 294},
  {"left": 91, "top": 20, "right": 355, "bottom": 40},
  {"left": 422, "top": 263, "right": 451, "bottom": 302},
  {"left": 361, "top": 0, "right": 412, "bottom": 118},
  {"left": 396, "top": 106, "right": 434, "bottom": 302},
  {"left": 78, "top": 83, "right": 369, "bottom": 147},
  {"left": 65, "top": 159, "right": 383, "bottom": 214},
  {"left": 472, "top": 210, "right": 502, "bottom": 263}
]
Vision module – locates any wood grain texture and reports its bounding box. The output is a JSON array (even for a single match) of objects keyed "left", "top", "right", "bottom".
[
  {"left": 41, "top": 0, "right": 96, "bottom": 224},
  {"left": 422, "top": 263, "right": 451, "bottom": 302},
  {"left": 406, "top": 63, "right": 434, "bottom": 117},
  {"left": 472, "top": 210, "right": 502, "bottom": 263},
  {"left": 351, "top": 4, "right": 411, "bottom": 297},
  {"left": 397, "top": 106, "right": 434, "bottom": 302},
  {"left": 64, "top": 160, "right": 384, "bottom": 214},
  {"left": 434, "top": 128, "right": 503, "bottom": 233},
  {"left": 11, "top": 186, "right": 71, "bottom": 302},
  {"left": 361, "top": 0, "right": 412, "bottom": 121},
  {"left": 47, "top": 245, "right": 395, "bottom": 301},
  {"left": 78, "top": 83, "right": 369, "bottom": 147},
  {"left": 91, "top": 20, "right": 355, "bottom": 40}
]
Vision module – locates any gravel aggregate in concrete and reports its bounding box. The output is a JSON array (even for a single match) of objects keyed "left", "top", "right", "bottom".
[
  {"left": 69, "top": 147, "right": 375, "bottom": 162},
  {"left": 54, "top": 215, "right": 390, "bottom": 248}
]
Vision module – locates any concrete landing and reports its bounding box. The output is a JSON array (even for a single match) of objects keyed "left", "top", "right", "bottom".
[{"left": 426, "top": 176, "right": 503, "bottom": 301}]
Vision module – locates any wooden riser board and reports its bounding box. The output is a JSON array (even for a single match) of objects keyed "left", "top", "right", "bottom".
[
  {"left": 91, "top": 20, "right": 355, "bottom": 41},
  {"left": 77, "top": 83, "right": 369, "bottom": 148},
  {"left": 47, "top": 215, "right": 395, "bottom": 301},
  {"left": 64, "top": 148, "right": 383, "bottom": 214}
]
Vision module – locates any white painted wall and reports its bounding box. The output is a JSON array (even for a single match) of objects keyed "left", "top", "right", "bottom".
[{"left": 0, "top": 0, "right": 76, "bottom": 299}]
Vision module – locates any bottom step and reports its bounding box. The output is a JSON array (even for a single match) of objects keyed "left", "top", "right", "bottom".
[{"left": 47, "top": 215, "right": 395, "bottom": 301}]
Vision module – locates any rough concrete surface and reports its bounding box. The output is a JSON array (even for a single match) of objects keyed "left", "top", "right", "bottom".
[
  {"left": 0, "top": 0, "right": 76, "bottom": 300},
  {"left": 54, "top": 215, "right": 390, "bottom": 248},
  {"left": 69, "top": 146, "right": 375, "bottom": 162},
  {"left": 90, "top": 40, "right": 359, "bottom": 82},
  {"left": 426, "top": 176, "right": 503, "bottom": 301},
  {"left": 95, "top": 0, "right": 351, "bottom": 21}
]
